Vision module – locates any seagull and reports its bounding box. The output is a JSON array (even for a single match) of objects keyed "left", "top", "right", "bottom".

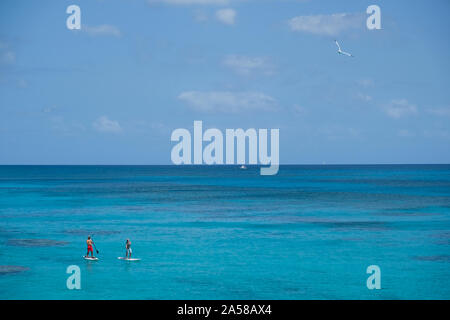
[{"left": 334, "top": 40, "right": 354, "bottom": 57}]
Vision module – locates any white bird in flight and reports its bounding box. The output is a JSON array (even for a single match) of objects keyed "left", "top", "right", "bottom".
[{"left": 334, "top": 40, "right": 354, "bottom": 57}]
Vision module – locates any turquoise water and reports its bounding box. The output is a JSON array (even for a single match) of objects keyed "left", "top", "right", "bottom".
[{"left": 0, "top": 165, "right": 449, "bottom": 299}]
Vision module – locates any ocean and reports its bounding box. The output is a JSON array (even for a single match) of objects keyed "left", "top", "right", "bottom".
[{"left": 0, "top": 165, "right": 449, "bottom": 299}]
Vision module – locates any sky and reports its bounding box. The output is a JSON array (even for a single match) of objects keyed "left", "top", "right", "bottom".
[{"left": 0, "top": 0, "right": 449, "bottom": 165}]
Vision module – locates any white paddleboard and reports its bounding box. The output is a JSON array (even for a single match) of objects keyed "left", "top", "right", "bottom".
[
  {"left": 118, "top": 257, "right": 141, "bottom": 261},
  {"left": 83, "top": 256, "right": 99, "bottom": 261}
]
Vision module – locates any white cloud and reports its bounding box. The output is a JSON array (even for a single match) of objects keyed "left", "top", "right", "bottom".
[
  {"left": 356, "top": 93, "right": 372, "bottom": 102},
  {"left": 83, "top": 25, "right": 121, "bottom": 37},
  {"left": 384, "top": 99, "right": 418, "bottom": 119},
  {"left": 49, "top": 116, "right": 86, "bottom": 135},
  {"left": 423, "top": 129, "right": 450, "bottom": 140},
  {"left": 292, "top": 104, "right": 307, "bottom": 116},
  {"left": 0, "top": 51, "right": 15, "bottom": 64},
  {"left": 223, "top": 55, "right": 273, "bottom": 76},
  {"left": 357, "top": 78, "right": 374, "bottom": 87},
  {"left": 43, "top": 106, "right": 57, "bottom": 113},
  {"left": 193, "top": 9, "right": 209, "bottom": 22},
  {"left": 216, "top": 8, "right": 236, "bottom": 25},
  {"left": 17, "top": 79, "right": 28, "bottom": 88},
  {"left": 93, "top": 116, "right": 123, "bottom": 133},
  {"left": 178, "top": 91, "right": 277, "bottom": 113},
  {"left": 398, "top": 129, "right": 415, "bottom": 138},
  {"left": 149, "top": 0, "right": 229, "bottom": 5},
  {"left": 316, "top": 125, "right": 361, "bottom": 141},
  {"left": 426, "top": 107, "right": 450, "bottom": 117},
  {"left": 0, "top": 41, "right": 15, "bottom": 64},
  {"left": 288, "top": 13, "right": 364, "bottom": 36},
  {"left": 130, "top": 120, "right": 168, "bottom": 135}
]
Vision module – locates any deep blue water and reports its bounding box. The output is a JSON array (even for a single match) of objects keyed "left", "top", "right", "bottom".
[{"left": 0, "top": 165, "right": 449, "bottom": 299}]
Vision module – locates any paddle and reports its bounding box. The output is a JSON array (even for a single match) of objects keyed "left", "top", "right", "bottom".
[{"left": 91, "top": 235, "right": 99, "bottom": 254}]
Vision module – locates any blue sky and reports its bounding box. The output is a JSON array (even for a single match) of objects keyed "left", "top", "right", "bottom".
[{"left": 0, "top": 0, "right": 449, "bottom": 164}]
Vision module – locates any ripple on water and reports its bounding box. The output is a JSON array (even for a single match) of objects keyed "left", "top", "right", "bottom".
[
  {"left": 7, "top": 239, "right": 69, "bottom": 247},
  {"left": 63, "top": 229, "right": 121, "bottom": 235},
  {"left": 313, "top": 220, "right": 389, "bottom": 231},
  {"left": 375, "top": 211, "right": 440, "bottom": 217},
  {"left": 432, "top": 231, "right": 450, "bottom": 245},
  {"left": 0, "top": 265, "right": 29, "bottom": 275},
  {"left": 413, "top": 255, "right": 450, "bottom": 262}
]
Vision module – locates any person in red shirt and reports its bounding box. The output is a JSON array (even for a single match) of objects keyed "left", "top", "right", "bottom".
[
  {"left": 125, "top": 239, "right": 132, "bottom": 258},
  {"left": 85, "top": 236, "right": 95, "bottom": 258}
]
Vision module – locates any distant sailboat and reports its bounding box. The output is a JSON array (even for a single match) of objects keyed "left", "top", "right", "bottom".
[{"left": 240, "top": 165, "right": 247, "bottom": 170}]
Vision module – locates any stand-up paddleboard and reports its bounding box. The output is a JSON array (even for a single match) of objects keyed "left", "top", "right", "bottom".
[
  {"left": 118, "top": 257, "right": 141, "bottom": 261},
  {"left": 83, "top": 256, "right": 99, "bottom": 261}
]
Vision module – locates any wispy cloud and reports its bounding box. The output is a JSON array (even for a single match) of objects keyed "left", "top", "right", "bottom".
[
  {"left": 0, "top": 51, "right": 15, "bottom": 64},
  {"left": 384, "top": 99, "right": 418, "bottom": 119},
  {"left": 0, "top": 41, "right": 15, "bottom": 64},
  {"left": 423, "top": 129, "right": 450, "bottom": 140},
  {"left": 426, "top": 107, "right": 450, "bottom": 117},
  {"left": 93, "top": 116, "right": 123, "bottom": 133},
  {"left": 223, "top": 55, "right": 273, "bottom": 76},
  {"left": 288, "top": 13, "right": 364, "bottom": 36},
  {"left": 357, "top": 78, "right": 374, "bottom": 88},
  {"left": 292, "top": 104, "right": 307, "bottom": 116},
  {"left": 43, "top": 106, "right": 57, "bottom": 113},
  {"left": 178, "top": 91, "right": 278, "bottom": 113},
  {"left": 131, "top": 120, "right": 169, "bottom": 135},
  {"left": 316, "top": 125, "right": 361, "bottom": 141},
  {"left": 83, "top": 25, "right": 122, "bottom": 37},
  {"left": 193, "top": 9, "right": 209, "bottom": 22},
  {"left": 398, "top": 129, "right": 415, "bottom": 138},
  {"left": 356, "top": 93, "right": 372, "bottom": 102},
  {"left": 17, "top": 79, "right": 28, "bottom": 88},
  {"left": 49, "top": 115, "right": 86, "bottom": 135},
  {"left": 216, "top": 8, "right": 236, "bottom": 25}
]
